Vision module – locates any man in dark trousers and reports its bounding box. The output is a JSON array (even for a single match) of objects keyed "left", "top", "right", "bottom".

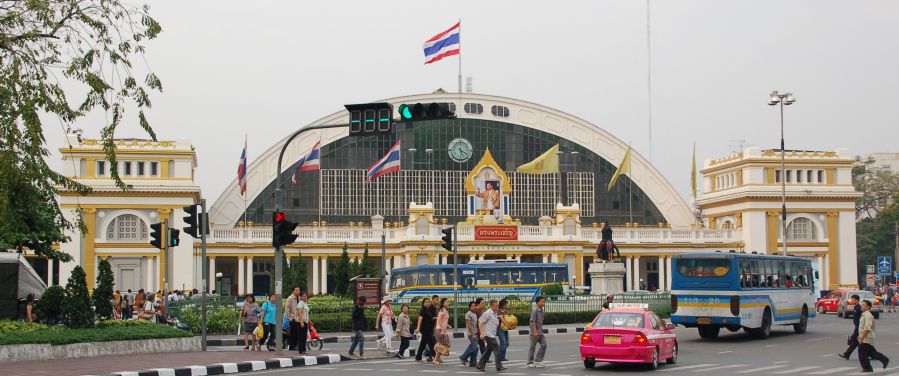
[
  {"left": 857, "top": 300, "right": 889, "bottom": 372},
  {"left": 839, "top": 294, "right": 863, "bottom": 359}
]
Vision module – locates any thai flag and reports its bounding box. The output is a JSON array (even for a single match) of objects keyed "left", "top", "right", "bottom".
[
  {"left": 291, "top": 141, "right": 321, "bottom": 185},
  {"left": 423, "top": 22, "right": 460, "bottom": 65},
  {"left": 366, "top": 140, "right": 401, "bottom": 183},
  {"left": 237, "top": 140, "right": 247, "bottom": 196}
]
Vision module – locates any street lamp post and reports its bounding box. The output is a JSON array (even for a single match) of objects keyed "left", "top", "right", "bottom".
[
  {"left": 768, "top": 91, "right": 796, "bottom": 256},
  {"left": 215, "top": 272, "right": 223, "bottom": 297}
]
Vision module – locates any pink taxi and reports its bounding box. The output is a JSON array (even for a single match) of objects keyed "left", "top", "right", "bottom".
[{"left": 580, "top": 304, "right": 678, "bottom": 370}]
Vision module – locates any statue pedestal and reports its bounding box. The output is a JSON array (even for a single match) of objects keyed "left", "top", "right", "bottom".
[{"left": 589, "top": 262, "right": 626, "bottom": 296}]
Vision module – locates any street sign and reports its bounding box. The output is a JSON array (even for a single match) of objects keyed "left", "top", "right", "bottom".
[
  {"left": 878, "top": 256, "right": 892, "bottom": 276},
  {"left": 866, "top": 274, "right": 876, "bottom": 287},
  {"left": 867, "top": 265, "right": 876, "bottom": 274}
]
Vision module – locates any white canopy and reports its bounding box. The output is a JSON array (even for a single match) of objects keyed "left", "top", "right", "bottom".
[{"left": 0, "top": 253, "right": 47, "bottom": 299}]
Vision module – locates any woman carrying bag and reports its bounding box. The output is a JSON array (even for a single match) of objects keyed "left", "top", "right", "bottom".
[
  {"left": 433, "top": 298, "right": 452, "bottom": 365},
  {"left": 394, "top": 304, "right": 412, "bottom": 359},
  {"left": 497, "top": 299, "right": 517, "bottom": 362}
]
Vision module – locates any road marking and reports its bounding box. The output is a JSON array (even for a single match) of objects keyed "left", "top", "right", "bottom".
[
  {"left": 772, "top": 366, "right": 820, "bottom": 373},
  {"left": 820, "top": 354, "right": 837, "bottom": 358},
  {"left": 718, "top": 351, "right": 733, "bottom": 354},
  {"left": 660, "top": 364, "right": 718, "bottom": 372},
  {"left": 765, "top": 344, "right": 779, "bottom": 347},
  {"left": 693, "top": 364, "right": 748, "bottom": 372},
  {"left": 420, "top": 371, "right": 447, "bottom": 373},
  {"left": 538, "top": 374, "right": 571, "bottom": 376},
  {"left": 344, "top": 368, "right": 374, "bottom": 371},
  {"left": 805, "top": 367, "right": 857, "bottom": 374},
  {"left": 736, "top": 365, "right": 788, "bottom": 373},
  {"left": 383, "top": 369, "right": 407, "bottom": 371},
  {"left": 774, "top": 361, "right": 790, "bottom": 364},
  {"left": 807, "top": 337, "right": 833, "bottom": 342}
]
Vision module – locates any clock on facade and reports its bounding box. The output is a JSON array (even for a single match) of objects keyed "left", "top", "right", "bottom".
[{"left": 448, "top": 138, "right": 473, "bottom": 163}]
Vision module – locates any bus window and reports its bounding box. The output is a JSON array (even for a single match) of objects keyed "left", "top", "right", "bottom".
[
  {"left": 391, "top": 270, "right": 406, "bottom": 288},
  {"left": 510, "top": 269, "right": 522, "bottom": 285},
  {"left": 750, "top": 259, "right": 760, "bottom": 288},
  {"left": 495, "top": 269, "right": 511, "bottom": 284},
  {"left": 676, "top": 258, "right": 730, "bottom": 277},
  {"left": 546, "top": 267, "right": 564, "bottom": 283},
  {"left": 420, "top": 269, "right": 438, "bottom": 286},
  {"left": 441, "top": 268, "right": 453, "bottom": 285},
  {"left": 524, "top": 269, "right": 545, "bottom": 284},
  {"left": 739, "top": 259, "right": 750, "bottom": 288}
]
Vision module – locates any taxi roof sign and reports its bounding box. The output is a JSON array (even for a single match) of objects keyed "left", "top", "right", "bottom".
[{"left": 608, "top": 303, "right": 649, "bottom": 310}]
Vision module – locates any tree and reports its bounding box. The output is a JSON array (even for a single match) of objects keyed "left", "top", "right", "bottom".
[
  {"left": 92, "top": 258, "right": 114, "bottom": 319},
  {"left": 360, "top": 243, "right": 381, "bottom": 278},
  {"left": 856, "top": 200, "right": 899, "bottom": 286},
  {"left": 64, "top": 265, "right": 94, "bottom": 328},
  {"left": 332, "top": 244, "right": 351, "bottom": 297},
  {"left": 0, "top": 1, "right": 163, "bottom": 260},
  {"left": 853, "top": 158, "right": 899, "bottom": 219},
  {"left": 35, "top": 285, "right": 65, "bottom": 324},
  {"left": 270, "top": 253, "right": 307, "bottom": 296}
]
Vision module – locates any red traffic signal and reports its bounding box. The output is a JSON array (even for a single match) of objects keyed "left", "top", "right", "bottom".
[{"left": 272, "top": 211, "right": 299, "bottom": 247}]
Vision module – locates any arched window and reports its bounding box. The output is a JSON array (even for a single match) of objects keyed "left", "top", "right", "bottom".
[
  {"left": 786, "top": 217, "right": 817, "bottom": 241},
  {"left": 721, "top": 221, "right": 735, "bottom": 230},
  {"left": 106, "top": 214, "right": 148, "bottom": 241}
]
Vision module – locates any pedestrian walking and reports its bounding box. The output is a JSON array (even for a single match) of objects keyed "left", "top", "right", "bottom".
[
  {"left": 260, "top": 293, "right": 277, "bottom": 351},
  {"left": 476, "top": 300, "right": 505, "bottom": 373},
  {"left": 414, "top": 298, "right": 437, "bottom": 362},
  {"left": 497, "top": 299, "right": 515, "bottom": 362},
  {"left": 285, "top": 287, "right": 300, "bottom": 350},
  {"left": 459, "top": 301, "right": 480, "bottom": 367},
  {"left": 433, "top": 298, "right": 452, "bottom": 365},
  {"left": 296, "top": 292, "right": 310, "bottom": 354},
  {"left": 376, "top": 296, "right": 395, "bottom": 353},
  {"left": 839, "top": 294, "right": 863, "bottom": 359},
  {"left": 474, "top": 297, "right": 487, "bottom": 355},
  {"left": 348, "top": 296, "right": 367, "bottom": 359},
  {"left": 394, "top": 304, "right": 412, "bottom": 359},
  {"left": 240, "top": 295, "right": 261, "bottom": 351},
  {"left": 526, "top": 296, "right": 547, "bottom": 368},
  {"left": 857, "top": 300, "right": 889, "bottom": 372}
]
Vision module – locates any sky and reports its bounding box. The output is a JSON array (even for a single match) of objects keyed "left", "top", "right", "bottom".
[{"left": 45, "top": 0, "right": 899, "bottom": 204}]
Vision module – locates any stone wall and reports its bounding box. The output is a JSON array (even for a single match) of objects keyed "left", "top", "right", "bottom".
[{"left": 0, "top": 337, "right": 201, "bottom": 363}]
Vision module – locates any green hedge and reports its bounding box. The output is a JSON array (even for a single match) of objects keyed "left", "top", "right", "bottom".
[{"left": 0, "top": 320, "right": 190, "bottom": 346}]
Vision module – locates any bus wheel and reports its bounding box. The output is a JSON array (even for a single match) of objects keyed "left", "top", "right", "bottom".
[
  {"left": 697, "top": 325, "right": 720, "bottom": 339},
  {"left": 751, "top": 308, "right": 772, "bottom": 339},
  {"left": 793, "top": 306, "right": 808, "bottom": 334}
]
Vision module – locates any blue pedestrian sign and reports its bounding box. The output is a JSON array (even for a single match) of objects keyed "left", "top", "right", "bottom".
[{"left": 877, "top": 256, "right": 892, "bottom": 276}]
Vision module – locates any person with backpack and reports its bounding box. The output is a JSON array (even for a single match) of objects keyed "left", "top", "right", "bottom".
[{"left": 348, "top": 296, "right": 367, "bottom": 359}]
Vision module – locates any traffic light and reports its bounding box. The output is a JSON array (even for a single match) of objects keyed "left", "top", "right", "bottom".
[
  {"left": 149, "top": 222, "right": 163, "bottom": 249},
  {"left": 441, "top": 227, "right": 453, "bottom": 252},
  {"left": 182, "top": 204, "right": 198, "bottom": 238},
  {"left": 272, "top": 211, "right": 299, "bottom": 247},
  {"left": 345, "top": 102, "right": 393, "bottom": 136},
  {"left": 168, "top": 228, "right": 181, "bottom": 247},
  {"left": 397, "top": 102, "right": 455, "bottom": 121}
]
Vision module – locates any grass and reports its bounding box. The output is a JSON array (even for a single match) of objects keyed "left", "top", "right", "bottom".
[{"left": 0, "top": 320, "right": 191, "bottom": 346}]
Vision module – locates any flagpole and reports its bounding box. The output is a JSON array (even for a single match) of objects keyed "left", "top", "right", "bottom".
[
  {"left": 317, "top": 133, "right": 322, "bottom": 226},
  {"left": 458, "top": 18, "right": 462, "bottom": 94},
  {"left": 628, "top": 142, "right": 633, "bottom": 224},
  {"left": 243, "top": 135, "right": 248, "bottom": 231}
]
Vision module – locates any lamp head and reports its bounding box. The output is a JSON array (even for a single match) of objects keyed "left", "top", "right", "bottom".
[
  {"left": 783, "top": 93, "right": 796, "bottom": 105},
  {"left": 768, "top": 90, "right": 781, "bottom": 106}
]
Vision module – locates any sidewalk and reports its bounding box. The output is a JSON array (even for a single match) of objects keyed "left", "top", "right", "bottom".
[
  {"left": 0, "top": 349, "right": 340, "bottom": 376},
  {"left": 206, "top": 323, "right": 586, "bottom": 346}
]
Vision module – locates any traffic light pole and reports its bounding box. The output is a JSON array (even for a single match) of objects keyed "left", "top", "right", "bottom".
[
  {"left": 273, "top": 122, "right": 350, "bottom": 355},
  {"left": 162, "top": 218, "right": 169, "bottom": 322},
  {"left": 452, "top": 222, "right": 458, "bottom": 332},
  {"left": 200, "top": 199, "right": 208, "bottom": 351}
]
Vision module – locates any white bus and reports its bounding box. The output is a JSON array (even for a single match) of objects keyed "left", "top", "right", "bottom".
[{"left": 670, "top": 251, "right": 817, "bottom": 339}]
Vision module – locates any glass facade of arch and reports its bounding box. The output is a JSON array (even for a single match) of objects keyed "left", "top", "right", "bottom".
[{"left": 243, "top": 118, "right": 665, "bottom": 226}]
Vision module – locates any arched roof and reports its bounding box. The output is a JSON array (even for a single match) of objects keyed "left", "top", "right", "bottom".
[{"left": 210, "top": 92, "right": 694, "bottom": 227}]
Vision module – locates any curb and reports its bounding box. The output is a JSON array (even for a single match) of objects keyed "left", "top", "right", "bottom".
[
  {"left": 206, "top": 327, "right": 585, "bottom": 346},
  {"left": 101, "top": 354, "right": 341, "bottom": 376}
]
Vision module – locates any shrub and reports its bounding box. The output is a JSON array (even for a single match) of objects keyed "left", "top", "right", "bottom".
[
  {"left": 93, "top": 259, "right": 115, "bottom": 319},
  {"left": 541, "top": 283, "right": 564, "bottom": 296},
  {"left": 0, "top": 320, "right": 188, "bottom": 346},
  {"left": 64, "top": 266, "right": 94, "bottom": 328},
  {"left": 36, "top": 285, "right": 65, "bottom": 324}
]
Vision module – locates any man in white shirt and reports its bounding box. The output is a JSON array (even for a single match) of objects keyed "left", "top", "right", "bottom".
[
  {"left": 476, "top": 300, "right": 506, "bottom": 373},
  {"left": 296, "top": 293, "right": 311, "bottom": 354}
]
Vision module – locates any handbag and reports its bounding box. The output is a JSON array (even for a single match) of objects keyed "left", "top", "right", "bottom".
[
  {"left": 434, "top": 343, "right": 450, "bottom": 356},
  {"left": 253, "top": 323, "right": 264, "bottom": 340},
  {"left": 500, "top": 314, "right": 518, "bottom": 331}
]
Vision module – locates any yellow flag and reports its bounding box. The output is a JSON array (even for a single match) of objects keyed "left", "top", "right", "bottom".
[
  {"left": 607, "top": 146, "right": 632, "bottom": 191},
  {"left": 691, "top": 143, "right": 697, "bottom": 198},
  {"left": 516, "top": 144, "right": 560, "bottom": 174}
]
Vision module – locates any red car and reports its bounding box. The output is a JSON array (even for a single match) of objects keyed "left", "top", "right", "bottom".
[
  {"left": 580, "top": 304, "right": 678, "bottom": 370},
  {"left": 816, "top": 289, "right": 848, "bottom": 314}
]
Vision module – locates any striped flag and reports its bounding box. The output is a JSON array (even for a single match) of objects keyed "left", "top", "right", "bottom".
[
  {"left": 291, "top": 141, "right": 321, "bottom": 185},
  {"left": 423, "top": 22, "right": 460, "bottom": 65},
  {"left": 366, "top": 140, "right": 401, "bottom": 183},
  {"left": 237, "top": 140, "right": 247, "bottom": 196}
]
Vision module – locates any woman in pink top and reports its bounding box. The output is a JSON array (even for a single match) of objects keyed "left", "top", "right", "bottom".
[
  {"left": 376, "top": 296, "right": 395, "bottom": 353},
  {"left": 433, "top": 298, "right": 451, "bottom": 365}
]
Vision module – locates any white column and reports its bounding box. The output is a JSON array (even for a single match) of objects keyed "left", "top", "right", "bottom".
[
  {"left": 633, "top": 256, "right": 641, "bottom": 290},
  {"left": 208, "top": 257, "right": 216, "bottom": 294},
  {"left": 47, "top": 259, "right": 55, "bottom": 286},
  {"left": 393, "top": 255, "right": 403, "bottom": 269},
  {"left": 146, "top": 256, "right": 155, "bottom": 291},
  {"left": 542, "top": 255, "right": 549, "bottom": 263},
  {"left": 312, "top": 257, "right": 320, "bottom": 295},
  {"left": 822, "top": 254, "right": 829, "bottom": 290},
  {"left": 625, "top": 257, "right": 632, "bottom": 291},
  {"left": 666, "top": 257, "right": 673, "bottom": 291},
  {"left": 247, "top": 256, "right": 254, "bottom": 296},
  {"left": 550, "top": 253, "right": 559, "bottom": 263},
  {"left": 658, "top": 256, "right": 666, "bottom": 291},
  {"left": 320, "top": 257, "right": 328, "bottom": 294},
  {"left": 238, "top": 257, "right": 246, "bottom": 296},
  {"left": 404, "top": 254, "right": 411, "bottom": 268}
]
